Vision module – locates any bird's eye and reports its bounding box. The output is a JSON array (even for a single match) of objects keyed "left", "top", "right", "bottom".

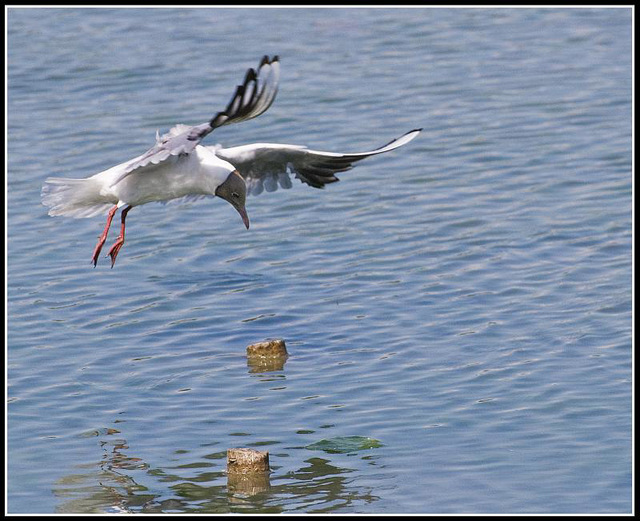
[{"left": 232, "top": 192, "right": 240, "bottom": 198}]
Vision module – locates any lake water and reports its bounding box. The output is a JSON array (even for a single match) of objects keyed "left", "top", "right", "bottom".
[{"left": 7, "top": 7, "right": 632, "bottom": 514}]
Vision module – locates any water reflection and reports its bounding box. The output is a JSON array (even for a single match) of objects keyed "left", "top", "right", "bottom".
[
  {"left": 247, "top": 356, "right": 287, "bottom": 373},
  {"left": 53, "top": 429, "right": 152, "bottom": 513},
  {"left": 272, "top": 457, "right": 380, "bottom": 512},
  {"left": 227, "top": 471, "right": 271, "bottom": 500},
  {"left": 52, "top": 425, "right": 381, "bottom": 513}
]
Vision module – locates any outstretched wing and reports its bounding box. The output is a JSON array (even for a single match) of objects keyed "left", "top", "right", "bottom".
[
  {"left": 109, "top": 55, "right": 280, "bottom": 188},
  {"left": 212, "top": 129, "right": 422, "bottom": 195}
]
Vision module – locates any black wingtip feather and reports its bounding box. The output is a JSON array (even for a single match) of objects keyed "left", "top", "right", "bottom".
[
  {"left": 209, "top": 55, "right": 280, "bottom": 130},
  {"left": 243, "top": 67, "right": 257, "bottom": 86}
]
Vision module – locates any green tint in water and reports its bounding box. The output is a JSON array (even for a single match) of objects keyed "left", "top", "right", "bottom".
[{"left": 305, "top": 436, "right": 384, "bottom": 454}]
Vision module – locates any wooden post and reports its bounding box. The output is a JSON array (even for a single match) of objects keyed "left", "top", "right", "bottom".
[
  {"left": 227, "top": 448, "right": 270, "bottom": 474},
  {"left": 246, "top": 339, "right": 288, "bottom": 372},
  {"left": 226, "top": 448, "right": 270, "bottom": 496}
]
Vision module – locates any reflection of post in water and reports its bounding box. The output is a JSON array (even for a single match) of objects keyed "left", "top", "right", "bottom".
[{"left": 226, "top": 448, "right": 271, "bottom": 499}]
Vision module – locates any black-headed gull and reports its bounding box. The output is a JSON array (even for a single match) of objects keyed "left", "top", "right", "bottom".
[{"left": 41, "top": 56, "right": 421, "bottom": 267}]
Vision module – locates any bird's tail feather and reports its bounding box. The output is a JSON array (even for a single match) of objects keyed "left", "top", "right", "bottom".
[{"left": 41, "top": 177, "right": 113, "bottom": 218}]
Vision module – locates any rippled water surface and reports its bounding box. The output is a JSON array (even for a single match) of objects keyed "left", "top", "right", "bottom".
[{"left": 7, "top": 7, "right": 632, "bottom": 514}]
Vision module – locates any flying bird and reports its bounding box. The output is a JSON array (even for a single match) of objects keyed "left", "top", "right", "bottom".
[{"left": 41, "top": 56, "right": 421, "bottom": 267}]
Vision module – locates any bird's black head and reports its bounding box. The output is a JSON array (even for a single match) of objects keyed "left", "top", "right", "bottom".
[{"left": 215, "top": 170, "right": 250, "bottom": 229}]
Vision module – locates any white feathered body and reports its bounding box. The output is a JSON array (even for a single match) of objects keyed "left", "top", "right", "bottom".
[{"left": 42, "top": 146, "right": 235, "bottom": 218}]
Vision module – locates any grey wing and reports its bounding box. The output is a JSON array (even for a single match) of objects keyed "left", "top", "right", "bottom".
[
  {"left": 214, "top": 129, "right": 422, "bottom": 195},
  {"left": 109, "top": 56, "right": 280, "bottom": 188}
]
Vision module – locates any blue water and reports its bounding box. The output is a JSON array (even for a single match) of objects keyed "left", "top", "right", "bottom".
[{"left": 7, "top": 7, "right": 632, "bottom": 514}]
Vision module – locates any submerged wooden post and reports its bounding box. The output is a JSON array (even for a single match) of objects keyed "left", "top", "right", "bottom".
[
  {"left": 246, "top": 339, "right": 288, "bottom": 372},
  {"left": 246, "top": 338, "right": 288, "bottom": 359},
  {"left": 226, "top": 448, "right": 270, "bottom": 496}
]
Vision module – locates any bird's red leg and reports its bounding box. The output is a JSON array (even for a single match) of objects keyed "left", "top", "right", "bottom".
[
  {"left": 91, "top": 205, "right": 118, "bottom": 267},
  {"left": 107, "top": 205, "right": 132, "bottom": 269}
]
